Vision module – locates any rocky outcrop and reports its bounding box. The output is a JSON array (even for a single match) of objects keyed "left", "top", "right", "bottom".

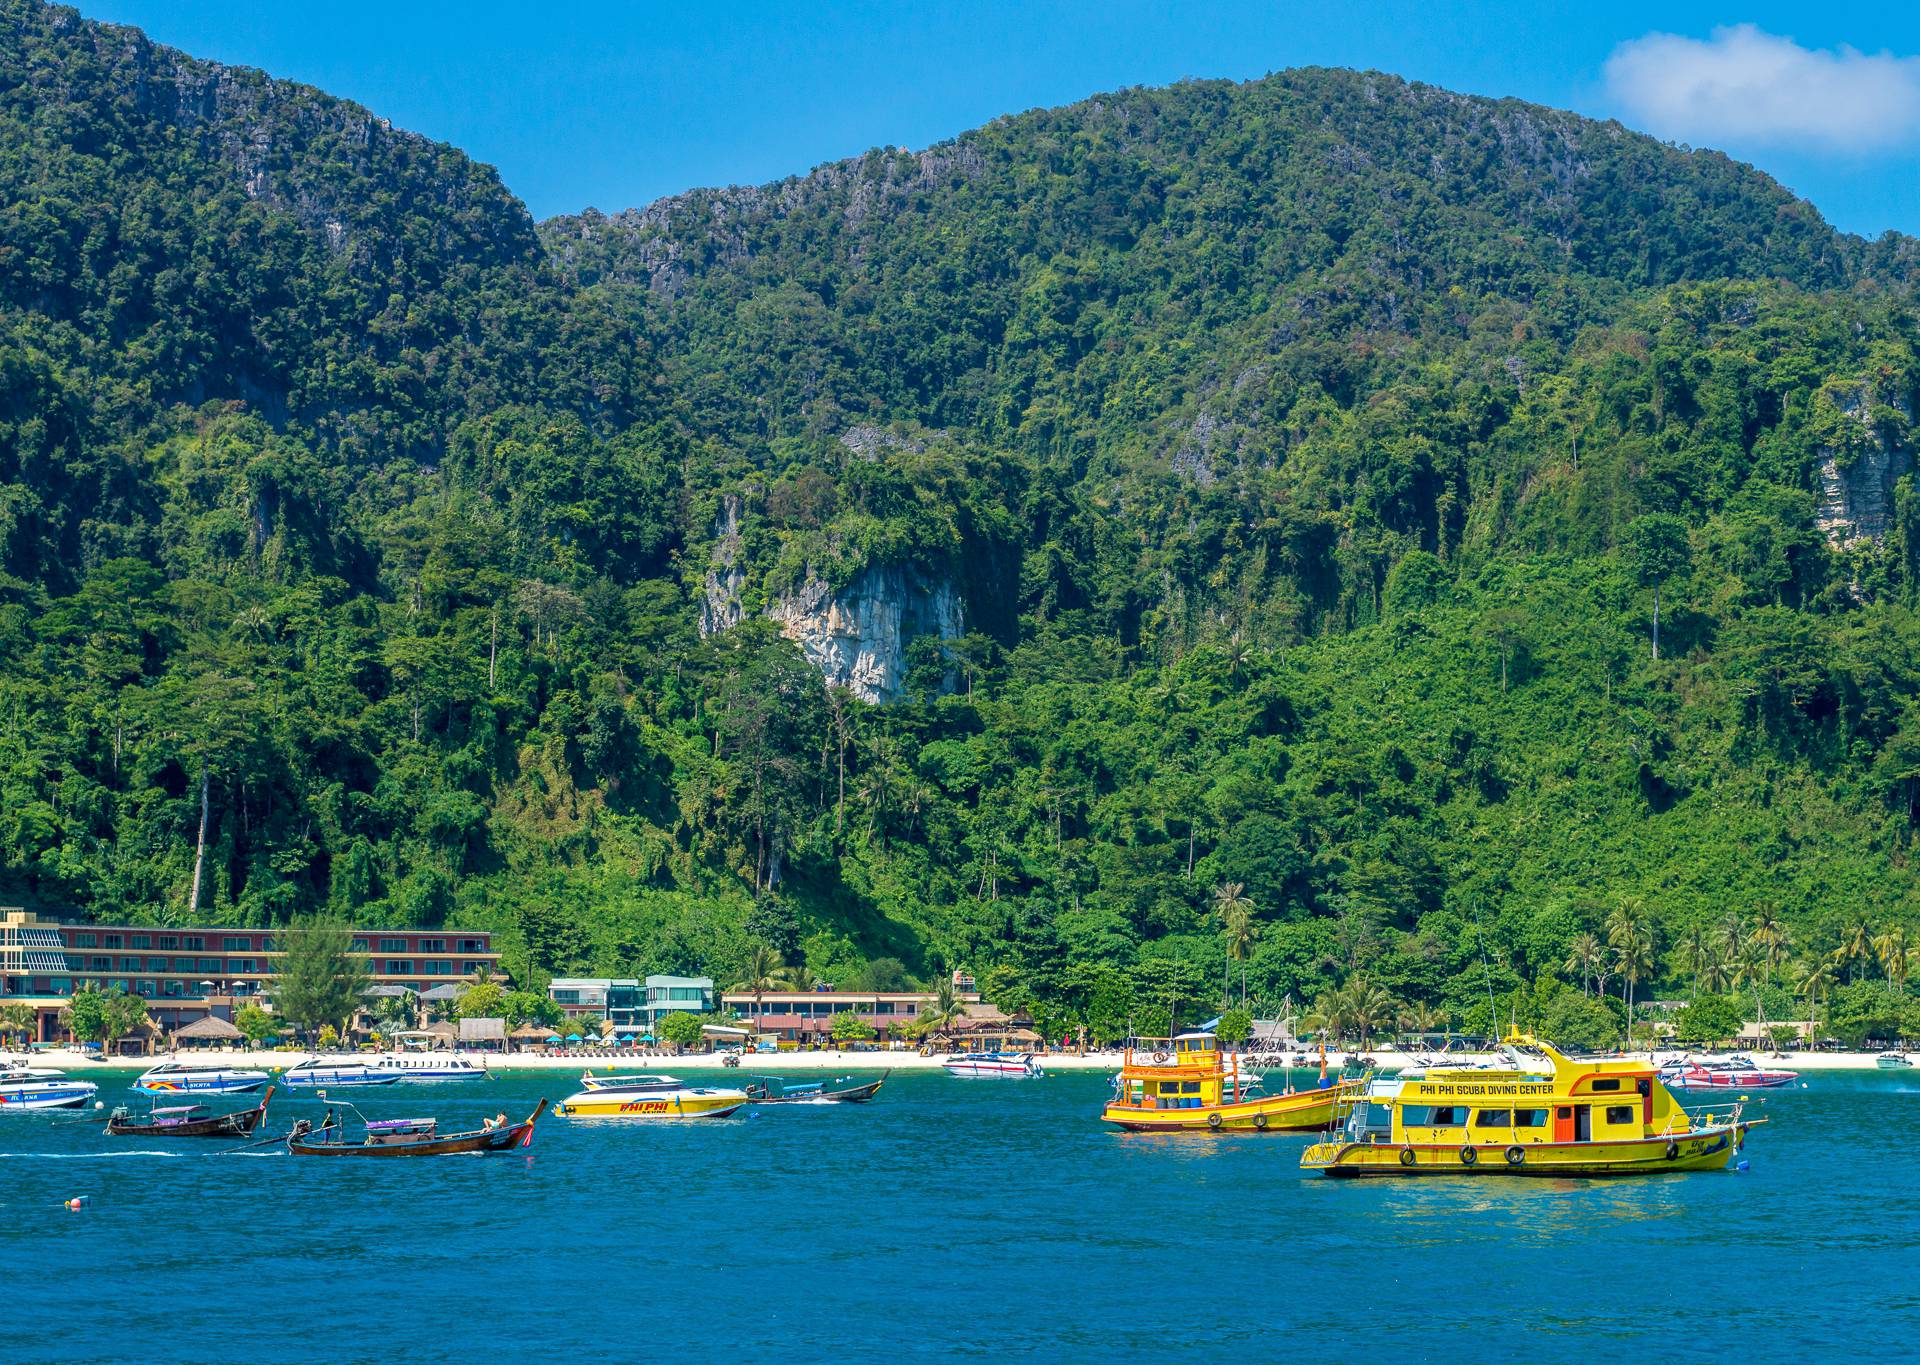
[
  {"left": 1815, "top": 387, "right": 1913, "bottom": 548},
  {"left": 698, "top": 494, "right": 747, "bottom": 634},
  {"left": 768, "top": 566, "right": 963, "bottom": 703}
]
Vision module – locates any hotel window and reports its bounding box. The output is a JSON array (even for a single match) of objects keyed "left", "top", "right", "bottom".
[
  {"left": 90, "top": 956, "right": 110, "bottom": 971},
  {"left": 184, "top": 937, "right": 203, "bottom": 951},
  {"left": 419, "top": 938, "right": 445, "bottom": 953},
  {"left": 423, "top": 961, "right": 452, "bottom": 975},
  {"left": 75, "top": 934, "right": 96, "bottom": 948},
  {"left": 388, "top": 960, "right": 413, "bottom": 975},
  {"left": 130, "top": 935, "right": 150, "bottom": 949},
  {"left": 352, "top": 938, "right": 370, "bottom": 951},
  {"left": 223, "top": 936, "right": 251, "bottom": 951},
  {"left": 376, "top": 938, "right": 406, "bottom": 952},
  {"left": 162, "top": 981, "right": 182, "bottom": 998},
  {"left": 463, "top": 962, "right": 485, "bottom": 973},
  {"left": 104, "top": 934, "right": 122, "bottom": 948},
  {"left": 229, "top": 959, "right": 255, "bottom": 973},
  {"left": 459, "top": 939, "right": 486, "bottom": 953},
  {"left": 138, "top": 980, "right": 155, "bottom": 995},
  {"left": 199, "top": 958, "right": 221, "bottom": 972},
  {"left": 158, "top": 936, "right": 178, "bottom": 950},
  {"left": 174, "top": 958, "right": 195, "bottom": 971},
  {"left": 119, "top": 957, "right": 141, "bottom": 971}
]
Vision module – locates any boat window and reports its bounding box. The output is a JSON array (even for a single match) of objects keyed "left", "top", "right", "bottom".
[
  {"left": 1474, "top": 1109, "right": 1511, "bottom": 1127},
  {"left": 1402, "top": 1105, "right": 1466, "bottom": 1127},
  {"left": 1513, "top": 1109, "right": 1548, "bottom": 1128},
  {"left": 1181, "top": 1082, "right": 1201, "bottom": 1095},
  {"left": 1604, "top": 1105, "right": 1635, "bottom": 1126},
  {"left": 1590, "top": 1078, "right": 1621, "bottom": 1092}
]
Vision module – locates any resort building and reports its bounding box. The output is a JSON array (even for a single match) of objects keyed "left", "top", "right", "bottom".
[
  {"left": 721, "top": 988, "right": 983, "bottom": 1043},
  {"left": 0, "top": 907, "right": 499, "bottom": 1041},
  {"left": 547, "top": 976, "right": 715, "bottom": 1033}
]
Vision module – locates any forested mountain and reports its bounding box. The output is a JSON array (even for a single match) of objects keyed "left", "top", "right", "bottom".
[{"left": 6, "top": 0, "right": 1920, "bottom": 1044}]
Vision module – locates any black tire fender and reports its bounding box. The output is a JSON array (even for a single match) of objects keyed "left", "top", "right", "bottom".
[
  {"left": 1207, "top": 1111, "right": 1223, "bottom": 1130},
  {"left": 1504, "top": 1145, "right": 1524, "bottom": 1167},
  {"left": 1460, "top": 1144, "right": 1479, "bottom": 1167},
  {"left": 1400, "top": 1146, "right": 1417, "bottom": 1167},
  {"left": 1253, "top": 1113, "right": 1268, "bottom": 1131},
  {"left": 1665, "top": 1141, "right": 1680, "bottom": 1161}
]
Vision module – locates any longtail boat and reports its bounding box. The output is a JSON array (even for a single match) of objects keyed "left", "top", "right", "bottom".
[
  {"left": 288, "top": 1098, "right": 545, "bottom": 1156},
  {"left": 1101, "top": 1031, "right": 1367, "bottom": 1132},
  {"left": 1300, "top": 1033, "right": 1763, "bottom": 1176},
  {"left": 106, "top": 1086, "right": 273, "bottom": 1138},
  {"left": 742, "top": 1072, "right": 888, "bottom": 1103}
]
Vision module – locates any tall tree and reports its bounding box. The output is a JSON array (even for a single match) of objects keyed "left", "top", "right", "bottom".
[{"left": 272, "top": 918, "right": 373, "bottom": 1039}]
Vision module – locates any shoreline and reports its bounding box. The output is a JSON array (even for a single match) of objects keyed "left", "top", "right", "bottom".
[{"left": 8, "top": 1046, "right": 1900, "bottom": 1074}]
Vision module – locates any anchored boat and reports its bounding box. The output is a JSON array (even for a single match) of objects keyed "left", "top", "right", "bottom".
[
  {"left": 554, "top": 1074, "right": 747, "bottom": 1119},
  {"left": 1878, "top": 1051, "right": 1914, "bottom": 1070},
  {"left": 742, "top": 1072, "right": 888, "bottom": 1103},
  {"left": 1101, "top": 1031, "right": 1367, "bottom": 1132},
  {"left": 280, "top": 1057, "right": 401, "bottom": 1088},
  {"left": 106, "top": 1087, "right": 273, "bottom": 1138},
  {"left": 1301, "top": 1034, "right": 1762, "bottom": 1176},
  {"left": 288, "top": 1099, "right": 544, "bottom": 1156},
  {"left": 943, "top": 1052, "right": 1044, "bottom": 1078},
  {"left": 0, "top": 1069, "right": 99, "bottom": 1110},
  {"left": 1657, "top": 1055, "right": 1798, "bottom": 1089},
  {"left": 133, "top": 1061, "right": 270, "bottom": 1094}
]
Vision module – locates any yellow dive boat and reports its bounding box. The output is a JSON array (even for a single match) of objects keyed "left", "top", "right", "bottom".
[
  {"left": 1101, "top": 1031, "right": 1368, "bottom": 1133},
  {"left": 1300, "top": 1033, "right": 1763, "bottom": 1176},
  {"left": 553, "top": 1074, "right": 747, "bottom": 1119}
]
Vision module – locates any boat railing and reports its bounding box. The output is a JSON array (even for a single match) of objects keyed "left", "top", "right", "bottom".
[{"left": 1656, "top": 1099, "right": 1748, "bottom": 1136}]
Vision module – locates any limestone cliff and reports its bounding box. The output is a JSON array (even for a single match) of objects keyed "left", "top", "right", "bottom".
[
  {"left": 767, "top": 566, "right": 963, "bottom": 703},
  {"left": 1815, "top": 386, "right": 1913, "bottom": 548},
  {"left": 698, "top": 494, "right": 747, "bottom": 634}
]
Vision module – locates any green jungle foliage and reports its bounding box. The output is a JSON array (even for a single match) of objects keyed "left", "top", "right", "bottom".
[{"left": 7, "top": 2, "right": 1920, "bottom": 1041}]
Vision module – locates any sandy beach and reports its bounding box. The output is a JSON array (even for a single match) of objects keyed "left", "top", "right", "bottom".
[{"left": 9, "top": 1046, "right": 1899, "bottom": 1074}]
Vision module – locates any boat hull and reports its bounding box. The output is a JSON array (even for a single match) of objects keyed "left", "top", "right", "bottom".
[
  {"left": 288, "top": 1100, "right": 544, "bottom": 1156},
  {"left": 1103, "top": 1079, "right": 1364, "bottom": 1133},
  {"left": 1301, "top": 1124, "right": 1755, "bottom": 1176},
  {"left": 554, "top": 1088, "right": 746, "bottom": 1119},
  {"left": 0, "top": 1082, "right": 99, "bottom": 1110},
  {"left": 133, "top": 1074, "right": 268, "bottom": 1094},
  {"left": 108, "top": 1089, "right": 271, "bottom": 1138}
]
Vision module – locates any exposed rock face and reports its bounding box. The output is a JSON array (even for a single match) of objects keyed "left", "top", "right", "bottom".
[
  {"left": 698, "top": 494, "right": 747, "bottom": 634},
  {"left": 1815, "top": 387, "right": 1913, "bottom": 548},
  {"left": 768, "top": 566, "right": 963, "bottom": 703}
]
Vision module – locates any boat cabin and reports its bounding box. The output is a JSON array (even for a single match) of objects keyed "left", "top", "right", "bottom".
[
  {"left": 365, "top": 1118, "right": 437, "bottom": 1146},
  {"left": 1115, "top": 1033, "right": 1248, "bottom": 1110}
]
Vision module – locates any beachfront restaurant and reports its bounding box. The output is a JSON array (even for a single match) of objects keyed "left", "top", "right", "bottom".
[{"left": 722, "top": 988, "right": 984, "bottom": 1046}]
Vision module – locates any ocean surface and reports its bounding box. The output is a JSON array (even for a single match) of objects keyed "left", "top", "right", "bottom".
[{"left": 4, "top": 1066, "right": 1915, "bottom": 1363}]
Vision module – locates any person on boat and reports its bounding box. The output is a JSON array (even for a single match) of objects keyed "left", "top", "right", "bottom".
[{"left": 484, "top": 1111, "right": 508, "bottom": 1130}]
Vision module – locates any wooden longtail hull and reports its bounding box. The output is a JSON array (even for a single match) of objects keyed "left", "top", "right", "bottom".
[
  {"left": 747, "top": 1073, "right": 888, "bottom": 1104},
  {"left": 1300, "top": 1122, "right": 1757, "bottom": 1176},
  {"left": 288, "top": 1099, "right": 545, "bottom": 1156},
  {"left": 107, "top": 1087, "right": 272, "bottom": 1138},
  {"left": 1103, "top": 1078, "right": 1366, "bottom": 1133}
]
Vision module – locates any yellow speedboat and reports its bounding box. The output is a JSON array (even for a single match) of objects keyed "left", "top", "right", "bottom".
[
  {"left": 1101, "top": 1031, "right": 1368, "bottom": 1132},
  {"left": 553, "top": 1075, "right": 747, "bottom": 1119},
  {"left": 1300, "top": 1033, "right": 1763, "bottom": 1176}
]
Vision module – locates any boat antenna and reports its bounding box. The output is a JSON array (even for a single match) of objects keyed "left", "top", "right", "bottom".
[{"left": 1467, "top": 898, "right": 1500, "bottom": 1047}]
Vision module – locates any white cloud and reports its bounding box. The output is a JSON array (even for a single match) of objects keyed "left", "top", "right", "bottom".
[{"left": 1605, "top": 24, "right": 1920, "bottom": 152}]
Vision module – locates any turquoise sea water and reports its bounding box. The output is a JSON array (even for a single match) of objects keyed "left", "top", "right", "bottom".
[{"left": 3, "top": 1067, "right": 1915, "bottom": 1363}]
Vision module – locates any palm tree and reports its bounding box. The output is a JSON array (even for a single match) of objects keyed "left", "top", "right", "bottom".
[
  {"left": 775, "top": 962, "right": 819, "bottom": 994},
  {"left": 1794, "top": 958, "right": 1837, "bottom": 1044},
  {"left": 1732, "top": 936, "right": 1770, "bottom": 1037},
  {"left": 1563, "top": 932, "right": 1604, "bottom": 998},
  {"left": 1605, "top": 901, "right": 1655, "bottom": 1038},
  {"left": 1212, "top": 882, "right": 1254, "bottom": 1006},
  {"left": 1397, "top": 1000, "right": 1449, "bottom": 1042},
  {"left": 1675, "top": 923, "right": 1713, "bottom": 997},
  {"left": 1751, "top": 904, "right": 1790, "bottom": 981},
  {"left": 919, "top": 977, "right": 967, "bottom": 1039},
  {"left": 1699, "top": 950, "right": 1732, "bottom": 995},
  {"left": 1874, "top": 925, "right": 1913, "bottom": 994},
  {"left": 732, "top": 943, "right": 782, "bottom": 1025},
  {"left": 1836, "top": 916, "right": 1874, "bottom": 983},
  {"left": 0, "top": 1002, "right": 35, "bottom": 1050},
  {"left": 1340, "top": 980, "right": 1397, "bottom": 1049}
]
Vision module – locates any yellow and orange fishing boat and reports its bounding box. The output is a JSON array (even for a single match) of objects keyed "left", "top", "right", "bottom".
[
  {"left": 1300, "top": 1033, "right": 1763, "bottom": 1176},
  {"left": 1101, "top": 1031, "right": 1367, "bottom": 1133}
]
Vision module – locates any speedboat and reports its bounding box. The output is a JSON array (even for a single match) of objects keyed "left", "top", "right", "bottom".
[
  {"left": 943, "top": 1051, "right": 1044, "bottom": 1078},
  {"left": 553, "top": 1079, "right": 747, "bottom": 1119},
  {"left": 1877, "top": 1051, "right": 1914, "bottom": 1070},
  {"left": 134, "top": 1061, "right": 271, "bottom": 1094},
  {"left": 575, "top": 1071, "right": 683, "bottom": 1092},
  {"left": 280, "top": 1057, "right": 400, "bottom": 1088},
  {"left": 0, "top": 1070, "right": 99, "bottom": 1110},
  {"left": 1656, "top": 1055, "right": 1798, "bottom": 1089}
]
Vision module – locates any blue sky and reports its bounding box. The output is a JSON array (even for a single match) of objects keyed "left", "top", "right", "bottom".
[{"left": 76, "top": 1, "right": 1920, "bottom": 237}]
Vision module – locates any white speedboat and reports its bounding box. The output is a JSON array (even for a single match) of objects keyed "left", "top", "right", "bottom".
[
  {"left": 943, "top": 1052, "right": 1044, "bottom": 1078},
  {"left": 280, "top": 1057, "right": 400, "bottom": 1088},
  {"left": 1877, "top": 1051, "right": 1914, "bottom": 1070},
  {"left": 0, "top": 1071, "right": 99, "bottom": 1110},
  {"left": 134, "top": 1061, "right": 271, "bottom": 1094},
  {"left": 575, "top": 1071, "right": 682, "bottom": 1092}
]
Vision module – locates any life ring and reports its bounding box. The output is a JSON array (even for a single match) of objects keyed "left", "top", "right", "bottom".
[
  {"left": 1253, "top": 1113, "right": 1269, "bottom": 1131},
  {"left": 1665, "top": 1141, "right": 1680, "bottom": 1161},
  {"left": 1504, "top": 1145, "right": 1524, "bottom": 1167},
  {"left": 1207, "top": 1112, "right": 1223, "bottom": 1129},
  {"left": 1153, "top": 1051, "right": 1170, "bottom": 1063},
  {"left": 1460, "top": 1145, "right": 1478, "bottom": 1167},
  {"left": 1399, "top": 1146, "right": 1416, "bottom": 1167}
]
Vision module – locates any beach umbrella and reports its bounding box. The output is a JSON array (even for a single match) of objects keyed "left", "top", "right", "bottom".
[
  {"left": 566, "top": 1033, "right": 582, "bottom": 1042},
  {"left": 545, "top": 1033, "right": 562, "bottom": 1043}
]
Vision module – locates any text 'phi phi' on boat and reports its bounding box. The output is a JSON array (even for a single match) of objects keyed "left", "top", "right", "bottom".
[
  {"left": 1101, "top": 1031, "right": 1367, "bottom": 1132},
  {"left": 554, "top": 1073, "right": 748, "bottom": 1118},
  {"left": 1300, "top": 1034, "right": 1763, "bottom": 1176}
]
